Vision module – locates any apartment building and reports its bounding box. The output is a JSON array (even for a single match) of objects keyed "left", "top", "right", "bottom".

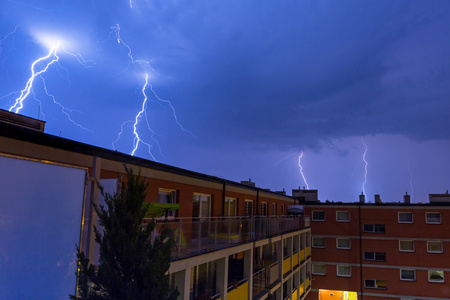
[
  {"left": 303, "top": 194, "right": 450, "bottom": 300},
  {"left": 0, "top": 110, "right": 311, "bottom": 300}
]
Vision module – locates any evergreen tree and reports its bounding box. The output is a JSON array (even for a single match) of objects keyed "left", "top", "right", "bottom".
[{"left": 71, "top": 167, "right": 178, "bottom": 300}]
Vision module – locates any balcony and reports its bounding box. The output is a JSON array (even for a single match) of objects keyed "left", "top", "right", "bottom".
[{"left": 152, "top": 215, "right": 309, "bottom": 260}]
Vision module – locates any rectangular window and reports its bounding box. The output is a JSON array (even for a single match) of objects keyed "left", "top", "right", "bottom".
[
  {"left": 400, "top": 269, "right": 416, "bottom": 281},
  {"left": 428, "top": 270, "right": 445, "bottom": 282},
  {"left": 364, "top": 279, "right": 387, "bottom": 289},
  {"left": 426, "top": 212, "right": 442, "bottom": 224},
  {"left": 336, "top": 238, "right": 351, "bottom": 249},
  {"left": 260, "top": 202, "right": 268, "bottom": 216},
  {"left": 312, "top": 264, "right": 326, "bottom": 275},
  {"left": 398, "top": 212, "right": 413, "bottom": 223},
  {"left": 281, "top": 204, "right": 285, "bottom": 215},
  {"left": 363, "top": 224, "right": 385, "bottom": 233},
  {"left": 193, "top": 193, "right": 211, "bottom": 218},
  {"left": 244, "top": 200, "right": 253, "bottom": 216},
  {"left": 364, "top": 252, "right": 386, "bottom": 261},
  {"left": 312, "top": 211, "right": 325, "bottom": 221},
  {"left": 158, "top": 188, "right": 177, "bottom": 217},
  {"left": 427, "top": 241, "right": 443, "bottom": 253},
  {"left": 399, "top": 240, "right": 415, "bottom": 252},
  {"left": 224, "top": 197, "right": 237, "bottom": 216},
  {"left": 337, "top": 265, "right": 351, "bottom": 277},
  {"left": 336, "top": 211, "right": 350, "bottom": 222},
  {"left": 312, "top": 237, "right": 326, "bottom": 248},
  {"left": 272, "top": 203, "right": 277, "bottom": 215}
]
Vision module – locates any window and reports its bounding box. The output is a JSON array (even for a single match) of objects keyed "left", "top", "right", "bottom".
[
  {"left": 336, "top": 211, "right": 350, "bottom": 222},
  {"left": 312, "top": 211, "right": 325, "bottom": 221},
  {"left": 260, "top": 202, "right": 268, "bottom": 216},
  {"left": 224, "top": 197, "right": 237, "bottom": 216},
  {"left": 336, "top": 238, "right": 351, "bottom": 249},
  {"left": 427, "top": 241, "right": 443, "bottom": 253},
  {"left": 158, "top": 188, "right": 177, "bottom": 217},
  {"left": 428, "top": 270, "right": 445, "bottom": 283},
  {"left": 400, "top": 269, "right": 416, "bottom": 281},
  {"left": 364, "top": 252, "right": 386, "bottom": 261},
  {"left": 312, "top": 264, "right": 326, "bottom": 275},
  {"left": 399, "top": 240, "right": 415, "bottom": 252},
  {"left": 281, "top": 204, "right": 285, "bottom": 215},
  {"left": 244, "top": 200, "right": 253, "bottom": 216},
  {"left": 337, "top": 265, "right": 351, "bottom": 277},
  {"left": 193, "top": 193, "right": 211, "bottom": 218},
  {"left": 312, "top": 237, "right": 326, "bottom": 248},
  {"left": 363, "top": 224, "right": 385, "bottom": 233},
  {"left": 398, "top": 212, "right": 413, "bottom": 223},
  {"left": 272, "top": 203, "right": 277, "bottom": 215},
  {"left": 426, "top": 212, "right": 442, "bottom": 224},
  {"left": 364, "top": 279, "right": 387, "bottom": 289}
]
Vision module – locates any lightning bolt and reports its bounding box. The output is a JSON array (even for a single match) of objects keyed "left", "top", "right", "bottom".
[
  {"left": 298, "top": 152, "right": 310, "bottom": 190},
  {"left": 361, "top": 137, "right": 368, "bottom": 195},
  {"left": 0, "top": 26, "right": 18, "bottom": 64},
  {"left": 110, "top": 24, "right": 193, "bottom": 160}
]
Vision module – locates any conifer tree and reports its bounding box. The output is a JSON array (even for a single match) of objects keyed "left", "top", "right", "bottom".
[{"left": 71, "top": 167, "right": 178, "bottom": 300}]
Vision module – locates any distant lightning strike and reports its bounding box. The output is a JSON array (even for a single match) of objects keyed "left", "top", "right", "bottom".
[
  {"left": 361, "top": 137, "right": 368, "bottom": 195},
  {"left": 110, "top": 24, "right": 193, "bottom": 159},
  {"left": 298, "top": 152, "right": 310, "bottom": 190},
  {"left": 2, "top": 33, "right": 95, "bottom": 133}
]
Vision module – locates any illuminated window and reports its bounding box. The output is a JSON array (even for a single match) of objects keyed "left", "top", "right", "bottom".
[
  {"left": 337, "top": 265, "right": 351, "bottom": 277},
  {"left": 244, "top": 200, "right": 253, "bottom": 216},
  {"left": 364, "top": 252, "right": 386, "bottom": 261},
  {"left": 426, "top": 212, "right": 441, "bottom": 224},
  {"left": 398, "top": 212, "right": 413, "bottom": 223},
  {"left": 224, "top": 197, "right": 237, "bottom": 216},
  {"left": 336, "top": 211, "right": 350, "bottom": 222},
  {"left": 158, "top": 188, "right": 177, "bottom": 217},
  {"left": 400, "top": 269, "right": 416, "bottom": 281},
  {"left": 272, "top": 203, "right": 277, "bottom": 215},
  {"left": 312, "top": 211, "right": 325, "bottom": 221},
  {"left": 336, "top": 238, "right": 351, "bottom": 249},
  {"left": 364, "top": 279, "right": 387, "bottom": 289},
  {"left": 193, "top": 193, "right": 211, "bottom": 218},
  {"left": 364, "top": 224, "right": 385, "bottom": 233},
  {"left": 260, "top": 202, "right": 268, "bottom": 216},
  {"left": 312, "top": 237, "right": 326, "bottom": 248},
  {"left": 312, "top": 264, "right": 326, "bottom": 275},
  {"left": 399, "top": 240, "right": 414, "bottom": 252},
  {"left": 428, "top": 270, "right": 445, "bottom": 283},
  {"left": 427, "top": 241, "right": 443, "bottom": 253}
]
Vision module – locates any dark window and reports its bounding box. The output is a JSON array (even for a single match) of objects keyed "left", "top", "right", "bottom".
[
  {"left": 364, "top": 252, "right": 386, "bottom": 261},
  {"left": 364, "top": 224, "right": 385, "bottom": 233},
  {"left": 312, "top": 211, "right": 325, "bottom": 221}
]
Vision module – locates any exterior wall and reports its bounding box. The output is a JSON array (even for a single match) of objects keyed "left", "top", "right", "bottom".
[{"left": 305, "top": 203, "right": 450, "bottom": 300}]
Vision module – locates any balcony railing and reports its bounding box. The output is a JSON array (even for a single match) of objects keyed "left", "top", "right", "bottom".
[{"left": 151, "top": 215, "right": 308, "bottom": 260}]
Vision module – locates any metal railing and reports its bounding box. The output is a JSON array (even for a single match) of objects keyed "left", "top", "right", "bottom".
[
  {"left": 151, "top": 215, "right": 308, "bottom": 260},
  {"left": 253, "top": 268, "right": 266, "bottom": 299}
]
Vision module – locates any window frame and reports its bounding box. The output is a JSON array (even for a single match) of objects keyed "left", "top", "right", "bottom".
[
  {"left": 158, "top": 188, "right": 178, "bottom": 218},
  {"left": 244, "top": 199, "right": 254, "bottom": 216},
  {"left": 364, "top": 251, "right": 386, "bottom": 261},
  {"left": 224, "top": 197, "right": 237, "bottom": 217},
  {"left": 312, "top": 237, "right": 326, "bottom": 248},
  {"left": 192, "top": 193, "right": 212, "bottom": 218},
  {"left": 312, "top": 210, "right": 326, "bottom": 221},
  {"left": 312, "top": 263, "right": 326, "bottom": 275},
  {"left": 272, "top": 203, "right": 277, "bottom": 215},
  {"left": 426, "top": 212, "right": 442, "bottom": 224},
  {"left": 427, "top": 241, "right": 443, "bottom": 253},
  {"left": 364, "top": 279, "right": 387, "bottom": 290},
  {"left": 336, "top": 211, "right": 350, "bottom": 222},
  {"left": 363, "top": 224, "right": 385, "bottom": 233},
  {"left": 337, "top": 265, "right": 351, "bottom": 277},
  {"left": 336, "top": 238, "right": 351, "bottom": 249},
  {"left": 400, "top": 269, "right": 416, "bottom": 281},
  {"left": 399, "top": 240, "right": 415, "bottom": 252},
  {"left": 260, "top": 202, "right": 268, "bottom": 216},
  {"left": 428, "top": 270, "right": 445, "bottom": 283},
  {"left": 398, "top": 212, "right": 413, "bottom": 224}
]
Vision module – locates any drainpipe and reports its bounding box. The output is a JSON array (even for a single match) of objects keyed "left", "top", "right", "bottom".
[
  {"left": 222, "top": 180, "right": 226, "bottom": 216},
  {"left": 359, "top": 202, "right": 364, "bottom": 300}
]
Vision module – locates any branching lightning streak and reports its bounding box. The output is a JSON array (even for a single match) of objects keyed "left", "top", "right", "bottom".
[
  {"left": 0, "top": 26, "right": 18, "bottom": 65},
  {"left": 298, "top": 152, "right": 310, "bottom": 190},
  {"left": 361, "top": 137, "right": 368, "bottom": 195},
  {"left": 9, "top": 43, "right": 60, "bottom": 113},
  {"left": 110, "top": 24, "right": 193, "bottom": 159}
]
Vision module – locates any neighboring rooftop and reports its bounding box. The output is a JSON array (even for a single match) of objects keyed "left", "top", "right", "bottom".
[{"left": 0, "top": 109, "right": 45, "bottom": 133}]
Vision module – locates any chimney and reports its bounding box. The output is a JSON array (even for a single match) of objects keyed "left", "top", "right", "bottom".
[
  {"left": 359, "top": 192, "right": 365, "bottom": 204},
  {"left": 374, "top": 194, "right": 381, "bottom": 204},
  {"left": 404, "top": 192, "right": 411, "bottom": 204}
]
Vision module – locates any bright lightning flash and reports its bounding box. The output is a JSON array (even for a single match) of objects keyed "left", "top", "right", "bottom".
[
  {"left": 110, "top": 24, "right": 193, "bottom": 160},
  {"left": 361, "top": 137, "right": 368, "bottom": 195},
  {"left": 298, "top": 152, "right": 310, "bottom": 190}
]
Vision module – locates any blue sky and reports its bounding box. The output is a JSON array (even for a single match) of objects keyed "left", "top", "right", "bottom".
[{"left": 1, "top": 0, "right": 450, "bottom": 203}]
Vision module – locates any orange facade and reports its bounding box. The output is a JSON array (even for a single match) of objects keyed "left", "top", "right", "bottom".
[{"left": 304, "top": 203, "right": 450, "bottom": 299}]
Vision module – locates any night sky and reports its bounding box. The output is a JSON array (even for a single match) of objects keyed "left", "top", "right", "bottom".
[{"left": 1, "top": 1, "right": 450, "bottom": 203}]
